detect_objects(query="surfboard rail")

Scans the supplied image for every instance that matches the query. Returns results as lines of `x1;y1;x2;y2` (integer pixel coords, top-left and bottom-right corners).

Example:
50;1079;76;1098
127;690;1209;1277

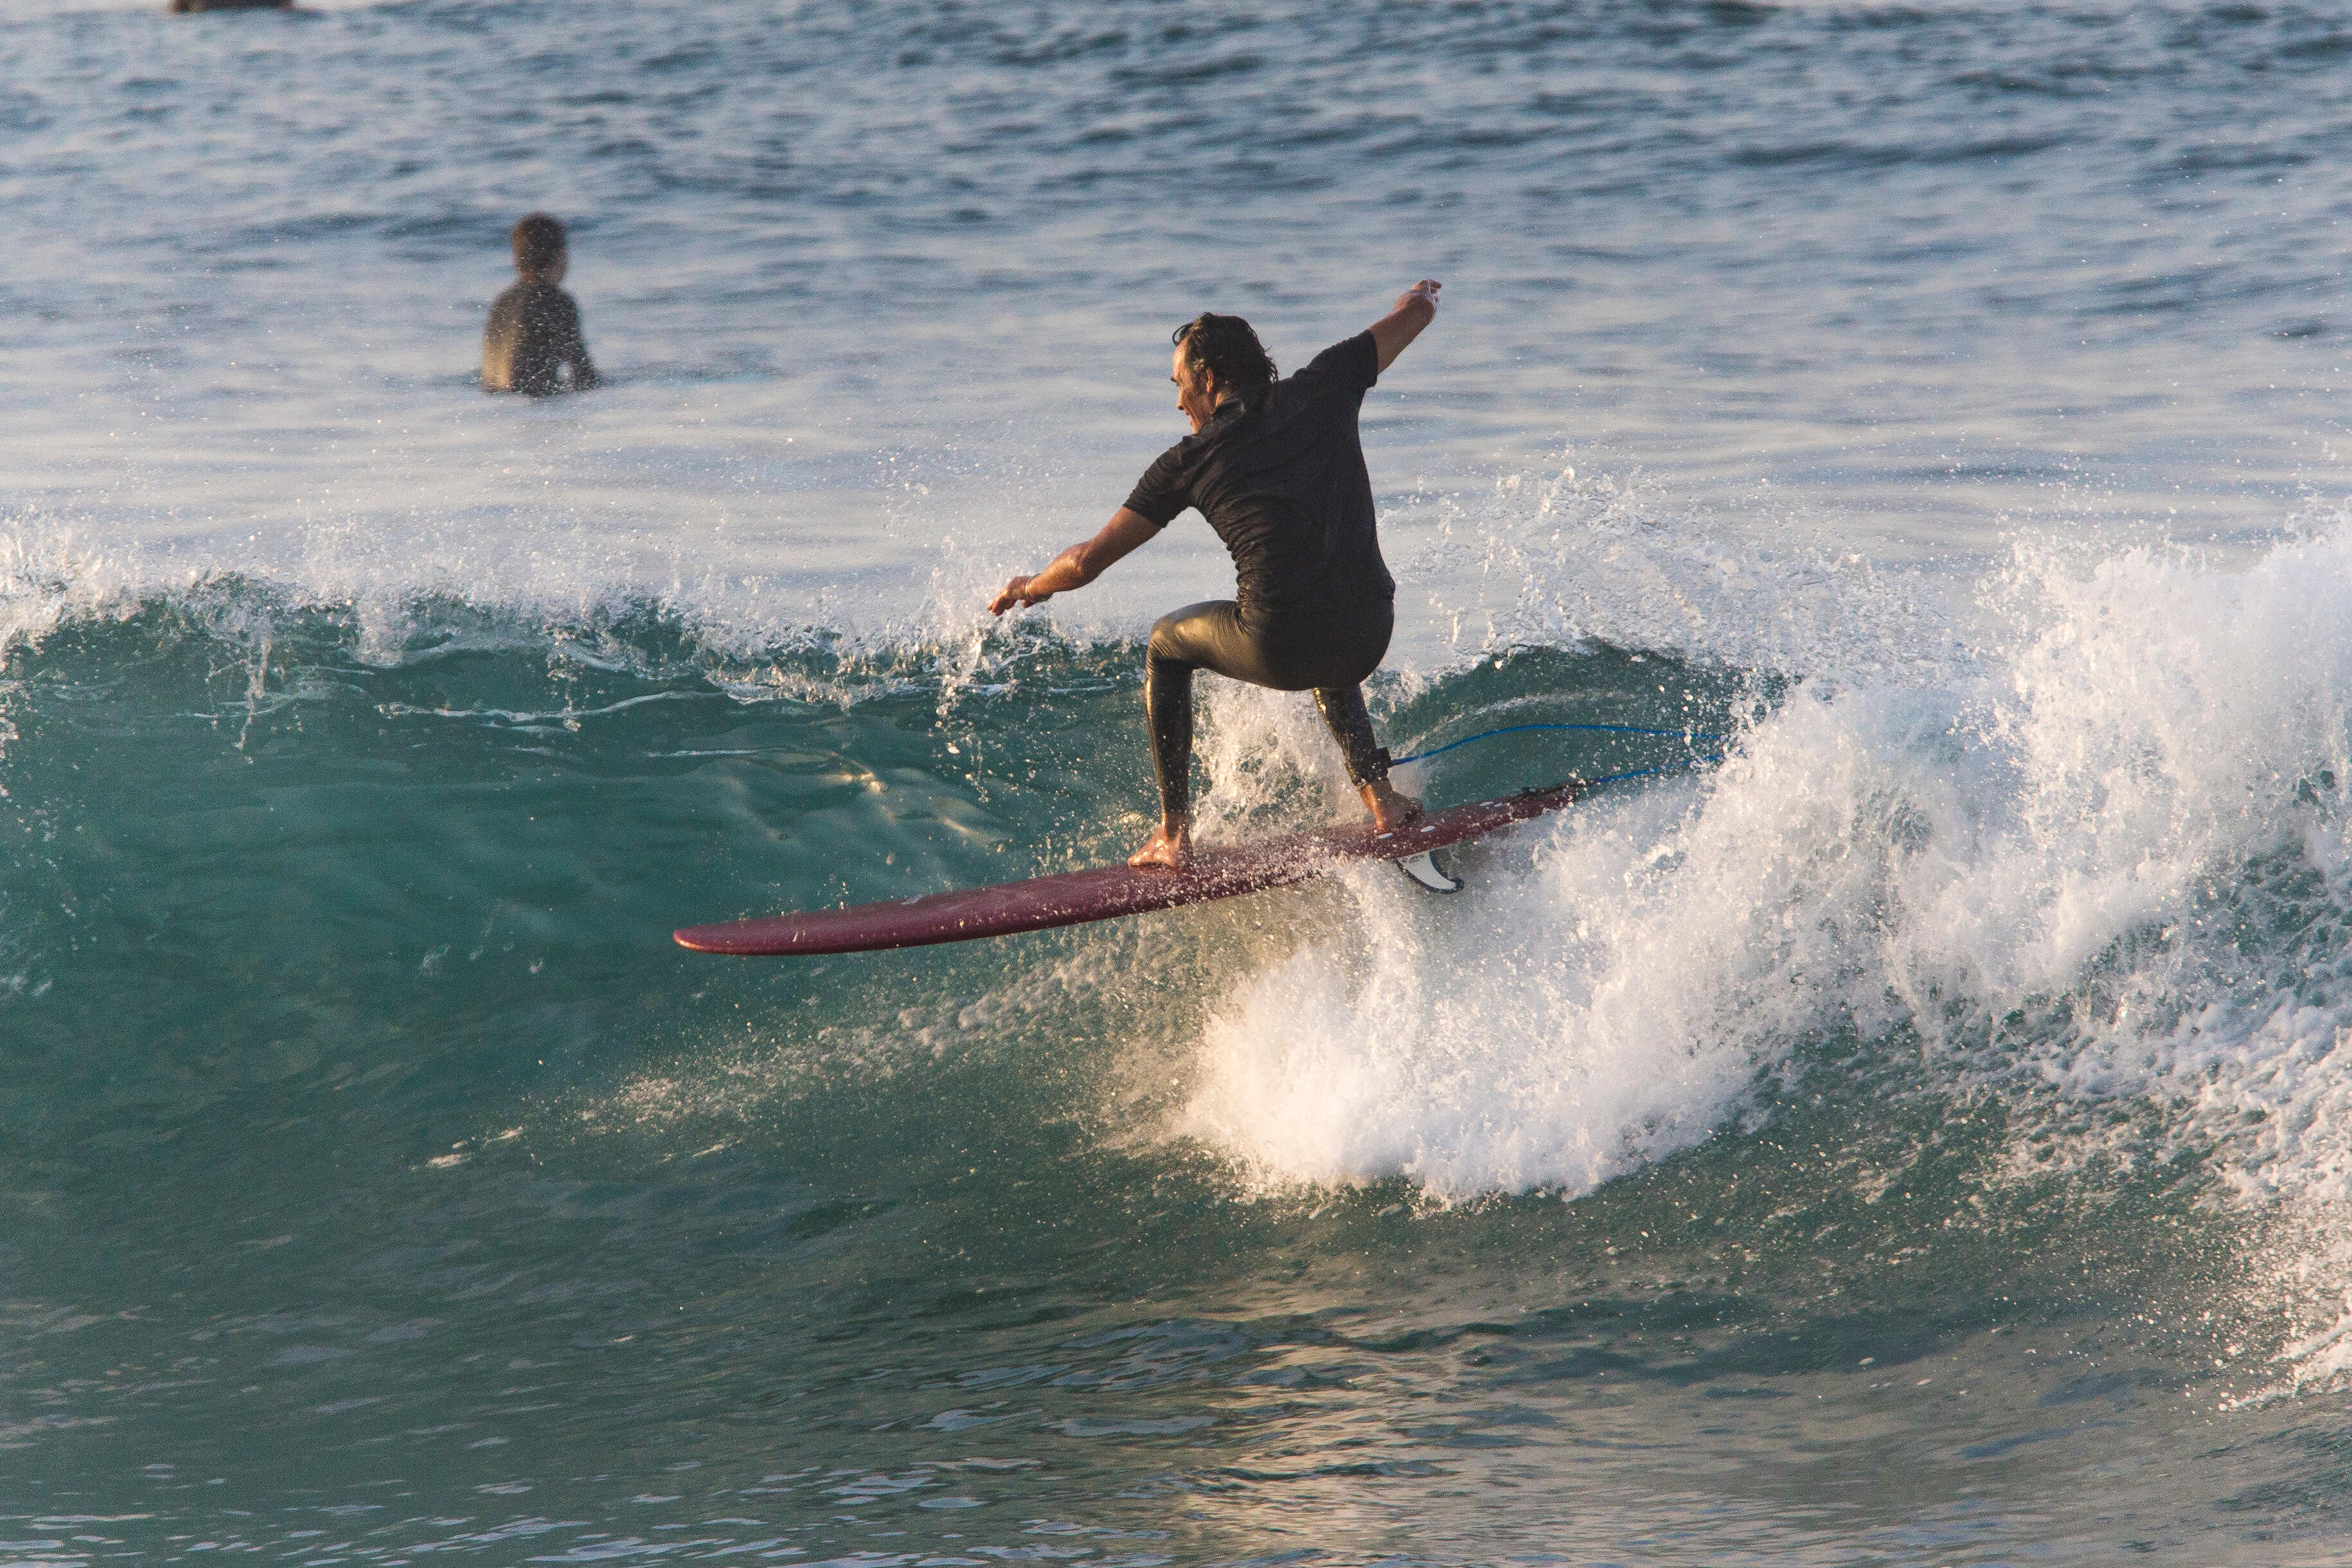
673;778;1585;957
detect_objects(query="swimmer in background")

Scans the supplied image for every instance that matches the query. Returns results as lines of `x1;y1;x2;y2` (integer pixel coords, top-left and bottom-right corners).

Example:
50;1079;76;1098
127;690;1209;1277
483;213;598;396
990;281;1441;869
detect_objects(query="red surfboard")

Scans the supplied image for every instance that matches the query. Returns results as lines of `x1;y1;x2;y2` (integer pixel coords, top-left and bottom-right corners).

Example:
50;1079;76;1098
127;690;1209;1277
674;778;1585;957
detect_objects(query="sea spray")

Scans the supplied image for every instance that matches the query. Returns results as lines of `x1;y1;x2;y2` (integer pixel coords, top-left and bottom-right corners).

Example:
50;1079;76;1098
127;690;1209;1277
1177;522;2352;1392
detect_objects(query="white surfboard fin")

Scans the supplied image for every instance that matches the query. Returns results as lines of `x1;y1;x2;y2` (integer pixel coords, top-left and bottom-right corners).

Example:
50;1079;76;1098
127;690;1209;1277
1394;850;1461;893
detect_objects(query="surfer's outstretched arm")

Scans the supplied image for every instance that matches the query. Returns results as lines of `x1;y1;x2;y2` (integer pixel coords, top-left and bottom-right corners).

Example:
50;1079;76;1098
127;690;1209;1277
1368;279;1441;374
989;507;1158;614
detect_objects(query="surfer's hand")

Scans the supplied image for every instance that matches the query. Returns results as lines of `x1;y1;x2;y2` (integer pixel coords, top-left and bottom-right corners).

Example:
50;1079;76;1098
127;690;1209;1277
1371;283;1442;373
990;576;1049;615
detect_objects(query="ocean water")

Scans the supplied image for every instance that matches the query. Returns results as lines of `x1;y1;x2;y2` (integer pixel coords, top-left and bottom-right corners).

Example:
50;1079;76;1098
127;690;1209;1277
5;1;2352;1563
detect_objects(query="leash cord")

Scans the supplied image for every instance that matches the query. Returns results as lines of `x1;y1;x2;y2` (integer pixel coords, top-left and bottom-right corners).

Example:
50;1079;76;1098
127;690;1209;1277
1581;756;1724;789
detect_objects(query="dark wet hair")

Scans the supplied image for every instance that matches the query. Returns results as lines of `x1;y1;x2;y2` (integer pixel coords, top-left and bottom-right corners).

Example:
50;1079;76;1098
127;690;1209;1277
511;213;568;274
1172;312;1276;391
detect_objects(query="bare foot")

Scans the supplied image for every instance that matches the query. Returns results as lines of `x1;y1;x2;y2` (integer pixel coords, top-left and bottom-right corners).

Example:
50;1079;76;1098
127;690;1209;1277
1128;819;1191;870
1360;779;1425;836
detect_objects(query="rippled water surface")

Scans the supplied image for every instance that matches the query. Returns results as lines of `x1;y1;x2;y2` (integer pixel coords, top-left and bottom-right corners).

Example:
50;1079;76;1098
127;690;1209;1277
5;3;2352;1564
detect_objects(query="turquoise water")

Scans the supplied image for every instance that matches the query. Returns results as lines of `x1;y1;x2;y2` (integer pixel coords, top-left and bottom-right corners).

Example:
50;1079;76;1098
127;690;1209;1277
6;576;2351;1562
8;1;2352;1563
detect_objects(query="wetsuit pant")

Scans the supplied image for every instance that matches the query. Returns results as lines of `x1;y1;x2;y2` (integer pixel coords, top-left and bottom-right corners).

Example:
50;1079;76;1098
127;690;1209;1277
1145;598;1393;824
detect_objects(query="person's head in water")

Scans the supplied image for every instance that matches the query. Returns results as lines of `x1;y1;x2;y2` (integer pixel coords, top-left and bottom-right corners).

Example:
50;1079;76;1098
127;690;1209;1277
511;213;569;285
1170;313;1276;432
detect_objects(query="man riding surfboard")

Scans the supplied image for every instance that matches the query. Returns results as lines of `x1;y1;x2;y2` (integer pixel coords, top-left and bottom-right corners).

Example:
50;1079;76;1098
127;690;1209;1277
990;280;1441;869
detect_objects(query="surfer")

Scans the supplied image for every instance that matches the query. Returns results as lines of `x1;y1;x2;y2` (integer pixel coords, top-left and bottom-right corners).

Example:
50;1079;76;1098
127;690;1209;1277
990;281;1441;869
483;214;600;396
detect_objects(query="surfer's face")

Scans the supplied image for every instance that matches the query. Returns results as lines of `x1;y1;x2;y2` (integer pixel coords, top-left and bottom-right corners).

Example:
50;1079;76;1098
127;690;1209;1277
1172;344;1221;433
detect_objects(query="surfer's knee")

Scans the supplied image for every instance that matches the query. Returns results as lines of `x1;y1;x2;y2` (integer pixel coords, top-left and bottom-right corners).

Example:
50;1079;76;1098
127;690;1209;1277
1146;607;1197;665
1148;600;1237;669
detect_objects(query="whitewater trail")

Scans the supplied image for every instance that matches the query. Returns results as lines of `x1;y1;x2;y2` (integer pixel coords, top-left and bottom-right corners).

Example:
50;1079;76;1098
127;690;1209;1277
1184;524;2352;1330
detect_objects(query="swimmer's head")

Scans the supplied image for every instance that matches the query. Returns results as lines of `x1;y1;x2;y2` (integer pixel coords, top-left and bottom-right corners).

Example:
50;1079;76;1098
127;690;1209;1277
511;213;569;282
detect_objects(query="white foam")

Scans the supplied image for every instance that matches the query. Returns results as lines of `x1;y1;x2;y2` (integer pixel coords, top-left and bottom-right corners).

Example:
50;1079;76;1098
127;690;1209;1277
1179;513;2352;1225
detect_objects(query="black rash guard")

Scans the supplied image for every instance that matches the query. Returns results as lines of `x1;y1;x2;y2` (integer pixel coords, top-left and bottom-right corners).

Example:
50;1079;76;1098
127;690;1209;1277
1122;331;1394;633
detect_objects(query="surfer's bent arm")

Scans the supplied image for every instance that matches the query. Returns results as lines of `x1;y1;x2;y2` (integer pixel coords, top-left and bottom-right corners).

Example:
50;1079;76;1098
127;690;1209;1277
1368;279;1442;374
989;508;1159;614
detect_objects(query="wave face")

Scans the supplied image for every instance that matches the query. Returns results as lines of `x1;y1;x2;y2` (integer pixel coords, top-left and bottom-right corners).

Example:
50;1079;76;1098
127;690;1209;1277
6;517;2352;1560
